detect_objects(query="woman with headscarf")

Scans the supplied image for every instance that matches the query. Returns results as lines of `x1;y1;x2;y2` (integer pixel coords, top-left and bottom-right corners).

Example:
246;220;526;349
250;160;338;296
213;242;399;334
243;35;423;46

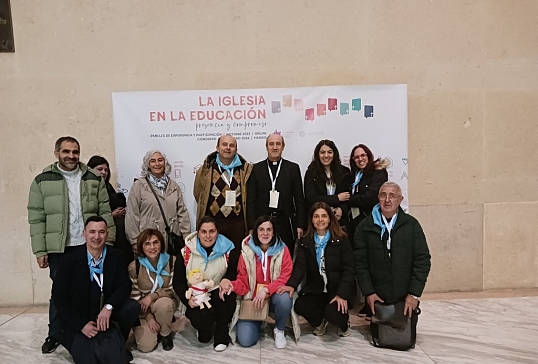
125;150;191;255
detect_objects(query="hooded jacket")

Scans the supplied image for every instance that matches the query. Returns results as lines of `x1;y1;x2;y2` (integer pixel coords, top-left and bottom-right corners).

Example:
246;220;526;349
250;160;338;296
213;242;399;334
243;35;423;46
27;162;115;257
193;151;253;227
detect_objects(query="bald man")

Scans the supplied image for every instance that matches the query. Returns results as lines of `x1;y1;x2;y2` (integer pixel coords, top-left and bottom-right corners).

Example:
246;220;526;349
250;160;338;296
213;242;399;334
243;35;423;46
246;133;305;255
194;134;253;248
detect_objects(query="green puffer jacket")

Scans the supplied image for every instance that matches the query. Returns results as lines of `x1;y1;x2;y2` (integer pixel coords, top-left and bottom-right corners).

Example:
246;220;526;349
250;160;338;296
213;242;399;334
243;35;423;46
27;162;116;257
354;207;431;303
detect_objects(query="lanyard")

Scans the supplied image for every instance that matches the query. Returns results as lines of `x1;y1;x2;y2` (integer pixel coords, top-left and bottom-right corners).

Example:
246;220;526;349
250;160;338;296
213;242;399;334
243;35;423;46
92;272;104;295
145;268;160;293
218;166;233;187
267;159;282;191
260;251;269;282
381;215;396;251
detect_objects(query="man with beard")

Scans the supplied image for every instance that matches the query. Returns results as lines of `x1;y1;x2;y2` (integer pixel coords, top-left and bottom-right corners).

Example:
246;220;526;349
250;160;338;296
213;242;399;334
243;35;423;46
27;136;115;354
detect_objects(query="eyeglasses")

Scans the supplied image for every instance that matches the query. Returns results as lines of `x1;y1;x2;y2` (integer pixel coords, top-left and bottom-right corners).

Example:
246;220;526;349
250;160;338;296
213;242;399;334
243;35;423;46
379;193;400;200
353;154;367;160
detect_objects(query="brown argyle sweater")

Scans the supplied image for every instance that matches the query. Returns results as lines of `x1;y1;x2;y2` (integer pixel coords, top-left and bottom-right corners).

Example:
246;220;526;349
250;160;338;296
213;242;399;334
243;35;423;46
205;163;243;220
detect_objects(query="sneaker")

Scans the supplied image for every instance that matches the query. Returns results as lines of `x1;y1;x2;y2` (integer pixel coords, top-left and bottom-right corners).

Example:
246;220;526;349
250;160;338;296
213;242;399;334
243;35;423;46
274;328;287;349
358;305;368;317
214;344;228;352
161;334;174;351
41;336;60;354
337;321;351;337
312;319;328;336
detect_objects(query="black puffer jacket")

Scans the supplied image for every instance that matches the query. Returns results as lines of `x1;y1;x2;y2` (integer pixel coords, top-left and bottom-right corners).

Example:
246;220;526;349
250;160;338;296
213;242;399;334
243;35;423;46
286;235;357;304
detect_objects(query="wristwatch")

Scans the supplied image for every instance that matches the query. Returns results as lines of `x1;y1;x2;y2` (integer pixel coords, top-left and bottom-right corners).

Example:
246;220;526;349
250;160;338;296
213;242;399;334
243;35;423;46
105;304;114;311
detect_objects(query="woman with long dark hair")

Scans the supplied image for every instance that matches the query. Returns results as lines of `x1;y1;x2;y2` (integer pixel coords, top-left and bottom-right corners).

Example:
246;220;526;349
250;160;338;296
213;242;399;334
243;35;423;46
346;144;389;239
304;140;351;227
278;202;356;337
88;155;133;262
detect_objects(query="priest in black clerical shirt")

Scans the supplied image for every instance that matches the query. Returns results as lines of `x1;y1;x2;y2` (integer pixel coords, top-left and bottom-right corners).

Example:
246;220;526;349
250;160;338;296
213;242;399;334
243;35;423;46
246;133;306;256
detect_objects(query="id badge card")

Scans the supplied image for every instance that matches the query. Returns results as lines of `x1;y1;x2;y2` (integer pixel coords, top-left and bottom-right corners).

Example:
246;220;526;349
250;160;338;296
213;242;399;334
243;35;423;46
269;190;280;208
351;207;361;219
225;190;236;206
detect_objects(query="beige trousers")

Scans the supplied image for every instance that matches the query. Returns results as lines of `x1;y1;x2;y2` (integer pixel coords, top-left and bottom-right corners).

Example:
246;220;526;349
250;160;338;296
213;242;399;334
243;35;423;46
134;297;178;352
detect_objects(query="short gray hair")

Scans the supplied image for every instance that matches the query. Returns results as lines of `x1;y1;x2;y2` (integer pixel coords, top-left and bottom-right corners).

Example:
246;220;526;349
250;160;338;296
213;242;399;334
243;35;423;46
380;181;402;195
140;150;172;177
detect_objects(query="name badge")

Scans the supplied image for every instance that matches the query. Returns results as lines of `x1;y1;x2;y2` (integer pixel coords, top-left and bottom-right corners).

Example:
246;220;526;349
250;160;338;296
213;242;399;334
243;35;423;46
269;190;280;208
351;207;361;219
225;190;236;207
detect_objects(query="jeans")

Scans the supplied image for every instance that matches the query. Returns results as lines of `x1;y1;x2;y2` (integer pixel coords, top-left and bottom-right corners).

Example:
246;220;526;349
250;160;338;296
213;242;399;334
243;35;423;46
236;293;293;347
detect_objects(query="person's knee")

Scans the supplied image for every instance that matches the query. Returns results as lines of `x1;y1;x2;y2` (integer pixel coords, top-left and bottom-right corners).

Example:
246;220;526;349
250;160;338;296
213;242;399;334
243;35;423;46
272;293;293;310
236;331;259;347
153;297;175;314
137;336;158;353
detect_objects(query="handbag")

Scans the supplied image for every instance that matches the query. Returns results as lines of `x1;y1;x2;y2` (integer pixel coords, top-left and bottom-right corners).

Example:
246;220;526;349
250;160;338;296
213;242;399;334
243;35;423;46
89;322;129;363
371;301;421;351
145;177;185;256
238;300;269;321
372;301;408;328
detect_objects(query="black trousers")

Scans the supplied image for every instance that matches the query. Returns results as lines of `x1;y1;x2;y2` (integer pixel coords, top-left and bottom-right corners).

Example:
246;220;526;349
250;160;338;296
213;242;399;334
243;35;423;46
273;215;296;257
185;290;236;347
294;293;349;331
66;299;140;364
215;218;246;250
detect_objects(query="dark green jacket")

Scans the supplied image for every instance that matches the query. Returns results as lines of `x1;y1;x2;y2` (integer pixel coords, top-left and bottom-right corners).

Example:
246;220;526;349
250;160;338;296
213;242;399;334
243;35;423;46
354;207;431;303
27;162;115;257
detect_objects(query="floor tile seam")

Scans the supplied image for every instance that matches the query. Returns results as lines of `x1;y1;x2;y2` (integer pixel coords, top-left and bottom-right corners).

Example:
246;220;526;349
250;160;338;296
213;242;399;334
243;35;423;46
416;344;439;364
0;307;31;327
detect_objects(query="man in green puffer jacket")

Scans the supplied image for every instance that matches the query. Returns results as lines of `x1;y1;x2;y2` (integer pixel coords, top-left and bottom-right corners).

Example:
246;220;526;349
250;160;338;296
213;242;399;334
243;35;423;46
27;136;115;355
354;181;431;320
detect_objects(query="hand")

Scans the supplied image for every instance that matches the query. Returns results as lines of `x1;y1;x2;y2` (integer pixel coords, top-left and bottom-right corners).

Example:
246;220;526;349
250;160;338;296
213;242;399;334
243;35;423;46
276;285;294;298
366;293;384;315
37;255;49;269
139;295;153;313
146;318;161;335
81;321;98;338
188;295;199;308
330;295;348;314
404;294;419;318
338;192;350;201
111;207;125;218
296;228;303;239
333;207;343;220
219;279;234;300
131;244;138;255
253;287;268;310
96;307;112;331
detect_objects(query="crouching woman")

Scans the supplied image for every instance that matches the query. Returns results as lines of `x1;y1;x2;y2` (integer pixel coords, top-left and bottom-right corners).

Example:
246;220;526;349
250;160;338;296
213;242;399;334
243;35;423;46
128;228;179;352
220;216;300;349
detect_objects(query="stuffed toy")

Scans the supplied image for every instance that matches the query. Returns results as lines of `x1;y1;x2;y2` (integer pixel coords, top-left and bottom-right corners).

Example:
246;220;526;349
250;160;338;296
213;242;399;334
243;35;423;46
185;268;215;309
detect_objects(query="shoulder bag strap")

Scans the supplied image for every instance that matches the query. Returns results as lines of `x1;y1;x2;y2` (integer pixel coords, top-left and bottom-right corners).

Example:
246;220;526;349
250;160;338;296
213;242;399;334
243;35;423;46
145;177;171;232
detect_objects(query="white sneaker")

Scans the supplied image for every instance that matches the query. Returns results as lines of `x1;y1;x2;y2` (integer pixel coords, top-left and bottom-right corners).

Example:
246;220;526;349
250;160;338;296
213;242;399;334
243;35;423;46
214;344;227;352
337;321;351;337
313;319;328;336
274;328;287;349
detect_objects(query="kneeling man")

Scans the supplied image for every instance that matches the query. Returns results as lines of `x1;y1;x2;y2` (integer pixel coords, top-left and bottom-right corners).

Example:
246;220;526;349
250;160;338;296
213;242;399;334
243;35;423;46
53;216;140;363
354;182;431;317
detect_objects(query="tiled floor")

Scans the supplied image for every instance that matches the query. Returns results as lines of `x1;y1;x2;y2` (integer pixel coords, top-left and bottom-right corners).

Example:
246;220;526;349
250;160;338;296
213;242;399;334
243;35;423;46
1;293;538;363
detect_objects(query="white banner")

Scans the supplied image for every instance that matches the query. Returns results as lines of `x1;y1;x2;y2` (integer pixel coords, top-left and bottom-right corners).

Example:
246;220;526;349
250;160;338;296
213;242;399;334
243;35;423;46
112;84;408;228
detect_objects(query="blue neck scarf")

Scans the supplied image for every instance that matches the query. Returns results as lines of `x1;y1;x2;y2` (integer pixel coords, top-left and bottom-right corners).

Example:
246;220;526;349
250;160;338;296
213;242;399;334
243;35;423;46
249;235;286;261
351;171;363;191
216;154;242;181
314;232;331;269
87;246;107;281
196;234;235;268
138;253;171;288
372;204;398;240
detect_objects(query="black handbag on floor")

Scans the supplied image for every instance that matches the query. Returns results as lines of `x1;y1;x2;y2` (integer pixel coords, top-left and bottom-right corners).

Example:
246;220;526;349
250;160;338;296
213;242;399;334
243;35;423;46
145;177;185;256
371;301;420;351
89;322;129;364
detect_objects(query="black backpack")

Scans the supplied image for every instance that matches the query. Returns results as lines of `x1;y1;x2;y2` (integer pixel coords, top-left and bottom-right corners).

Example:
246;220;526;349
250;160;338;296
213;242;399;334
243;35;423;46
371;307;420;351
